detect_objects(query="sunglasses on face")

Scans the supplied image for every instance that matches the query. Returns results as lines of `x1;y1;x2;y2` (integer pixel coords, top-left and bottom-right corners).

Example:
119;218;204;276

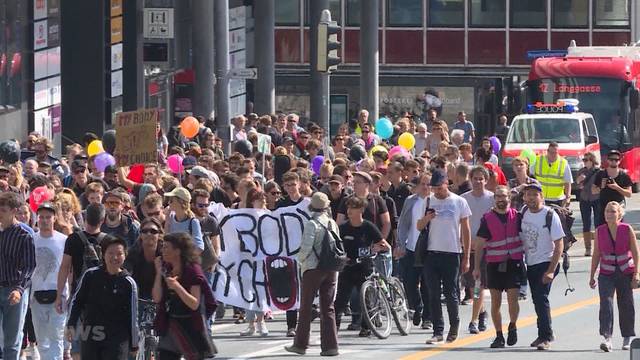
196;203;209;208
141;228;160;235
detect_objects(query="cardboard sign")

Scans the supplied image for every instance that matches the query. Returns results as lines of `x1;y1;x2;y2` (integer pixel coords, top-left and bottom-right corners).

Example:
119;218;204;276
208;199;311;311
115;109;158;166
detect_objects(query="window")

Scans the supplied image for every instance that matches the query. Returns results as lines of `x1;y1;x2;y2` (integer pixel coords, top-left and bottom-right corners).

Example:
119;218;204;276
346;0;383;26
428;0;464;27
0;1;27;113
510;0;546;28
276;0;300;26
305;0;341;26
594;0;630;27
553;0;588;27
388;0;423;27
470;0;505;27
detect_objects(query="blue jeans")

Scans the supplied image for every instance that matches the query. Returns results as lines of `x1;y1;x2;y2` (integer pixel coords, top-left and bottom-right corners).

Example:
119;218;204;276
30;298;65;360
579;200;598;232
527;262;558;341
423;252;460;336
0;287;30;360
399;251;430;321
204;270;215;334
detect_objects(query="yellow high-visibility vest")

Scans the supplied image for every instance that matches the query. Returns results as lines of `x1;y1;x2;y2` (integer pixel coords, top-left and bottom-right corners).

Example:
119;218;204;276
534;155;567;200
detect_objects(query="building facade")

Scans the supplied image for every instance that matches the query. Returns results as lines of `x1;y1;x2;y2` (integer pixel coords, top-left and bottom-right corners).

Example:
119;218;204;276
274;0;636;136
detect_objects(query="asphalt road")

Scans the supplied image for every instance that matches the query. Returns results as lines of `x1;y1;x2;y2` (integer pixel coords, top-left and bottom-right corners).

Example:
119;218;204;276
209;195;640;360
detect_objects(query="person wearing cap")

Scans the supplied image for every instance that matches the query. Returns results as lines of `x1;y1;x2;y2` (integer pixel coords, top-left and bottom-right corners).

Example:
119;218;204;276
531;142;573;207
31;202;68;359
519;182;564;350
592;149;632;228
0;192;36;360
396;172;433;330
285;192;340;356
68;160;89;199
164;187;204;253
423;169;471;345
101;190;140;248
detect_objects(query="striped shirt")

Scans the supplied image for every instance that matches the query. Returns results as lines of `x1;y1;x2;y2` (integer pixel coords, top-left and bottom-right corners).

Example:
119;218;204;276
0;223;36;294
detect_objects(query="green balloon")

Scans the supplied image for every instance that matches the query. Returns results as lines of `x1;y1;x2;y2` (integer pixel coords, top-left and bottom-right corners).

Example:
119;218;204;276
520;148;536;165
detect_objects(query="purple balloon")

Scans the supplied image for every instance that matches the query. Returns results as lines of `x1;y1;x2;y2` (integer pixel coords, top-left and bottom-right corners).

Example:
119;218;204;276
94;152;116;172
311;155;325;176
489;136;501;155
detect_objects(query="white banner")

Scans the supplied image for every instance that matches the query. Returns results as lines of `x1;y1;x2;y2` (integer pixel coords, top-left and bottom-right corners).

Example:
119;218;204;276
209;199;312;312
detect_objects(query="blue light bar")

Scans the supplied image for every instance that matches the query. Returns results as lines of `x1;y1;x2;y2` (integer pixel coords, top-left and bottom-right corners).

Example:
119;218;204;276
527;49;569;60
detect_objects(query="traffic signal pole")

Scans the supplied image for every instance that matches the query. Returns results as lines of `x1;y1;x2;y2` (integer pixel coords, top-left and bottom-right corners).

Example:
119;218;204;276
254;0;276;115
214;0;231;154
309;0;329;133
360;0;379;121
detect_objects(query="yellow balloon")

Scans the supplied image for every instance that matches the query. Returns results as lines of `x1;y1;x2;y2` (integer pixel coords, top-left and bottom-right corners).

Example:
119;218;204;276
398;132;416;150
369;145;388;157
87;140;105;157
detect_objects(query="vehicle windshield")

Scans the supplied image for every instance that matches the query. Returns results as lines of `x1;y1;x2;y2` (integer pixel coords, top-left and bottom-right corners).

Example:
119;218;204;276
526;77;630;153
508;117;581;144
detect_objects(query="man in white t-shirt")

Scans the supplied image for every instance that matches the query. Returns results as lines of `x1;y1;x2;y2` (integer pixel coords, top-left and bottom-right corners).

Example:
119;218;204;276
519;183;564;351
422;170;471;345
31;202;68;360
461;166;494;334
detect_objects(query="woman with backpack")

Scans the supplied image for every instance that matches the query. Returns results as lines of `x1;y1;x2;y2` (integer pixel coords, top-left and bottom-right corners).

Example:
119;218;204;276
285;192;341;356
164;187;204;253
576;152;600;256
152;232;217;360
589;201;639;352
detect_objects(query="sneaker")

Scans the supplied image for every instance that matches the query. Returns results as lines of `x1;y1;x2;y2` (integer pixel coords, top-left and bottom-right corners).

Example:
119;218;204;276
490;336;506;348
460;298;470;306
347;323;361;331
507;324;518;346
257;321;269;337
320;349;339;356
623;337;631;350
265;310;273;320
446;325;459;343
468;322;479;334
358;328;371;337
518;293;527;301
478;311;488;332
235;313;246;324
600;337;612;352
284;345;306;355
536;340;551;350
287;328;296;337
426;335;444;344
240;325;255;336
412;311;422;326
421;320;433;330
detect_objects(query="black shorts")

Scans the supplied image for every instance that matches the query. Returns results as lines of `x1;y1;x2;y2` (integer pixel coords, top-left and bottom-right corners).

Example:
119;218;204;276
463;252;487;289
486;259;526;291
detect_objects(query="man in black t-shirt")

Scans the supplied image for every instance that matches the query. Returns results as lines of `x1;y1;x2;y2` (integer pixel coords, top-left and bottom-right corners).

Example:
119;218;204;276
386;162;412;213
336;172;391;240
276;172;305;209
335;197;391;337
592;150;632;227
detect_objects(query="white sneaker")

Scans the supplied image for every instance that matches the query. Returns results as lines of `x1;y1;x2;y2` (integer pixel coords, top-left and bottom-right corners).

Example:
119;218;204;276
257;321;269;337
623;337;632;350
600;337;612;352
240;324;256;336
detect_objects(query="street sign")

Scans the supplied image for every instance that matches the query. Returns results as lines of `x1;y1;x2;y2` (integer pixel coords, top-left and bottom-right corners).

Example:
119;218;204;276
229;67;258;79
144;8;174;39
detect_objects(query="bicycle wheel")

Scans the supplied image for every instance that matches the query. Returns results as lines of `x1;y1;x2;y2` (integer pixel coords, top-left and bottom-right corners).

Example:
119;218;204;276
387;276;411;335
360;279;393;339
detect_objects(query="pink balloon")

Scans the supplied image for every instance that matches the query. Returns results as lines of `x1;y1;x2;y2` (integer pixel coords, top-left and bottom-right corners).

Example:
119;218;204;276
388;146;411;160
167;154;184;174
29;186;53;213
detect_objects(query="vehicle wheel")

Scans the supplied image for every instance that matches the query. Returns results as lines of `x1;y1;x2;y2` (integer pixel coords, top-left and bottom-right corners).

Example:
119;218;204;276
387;277;411;335
360;279;392;339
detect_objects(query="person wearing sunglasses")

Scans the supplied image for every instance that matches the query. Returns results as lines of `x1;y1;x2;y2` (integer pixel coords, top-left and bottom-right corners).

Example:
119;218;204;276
264;181;282;211
592;150;632;228
576;152;600;256
124;217;164;300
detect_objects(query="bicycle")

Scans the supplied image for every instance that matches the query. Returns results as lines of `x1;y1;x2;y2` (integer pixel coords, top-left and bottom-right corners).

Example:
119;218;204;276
357;251;411;339
137;298;158;360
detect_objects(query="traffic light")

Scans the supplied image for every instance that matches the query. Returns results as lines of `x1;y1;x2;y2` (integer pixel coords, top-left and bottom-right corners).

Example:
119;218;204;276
317;10;341;73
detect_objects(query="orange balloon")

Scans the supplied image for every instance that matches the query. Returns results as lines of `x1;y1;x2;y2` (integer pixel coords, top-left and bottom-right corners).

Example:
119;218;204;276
180;116;199;138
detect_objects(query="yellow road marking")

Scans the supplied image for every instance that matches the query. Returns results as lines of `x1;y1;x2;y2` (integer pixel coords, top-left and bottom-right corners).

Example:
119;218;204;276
398;296;600;360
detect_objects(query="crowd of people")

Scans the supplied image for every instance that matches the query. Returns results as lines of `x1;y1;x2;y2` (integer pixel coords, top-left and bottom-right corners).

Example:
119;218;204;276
0;107;636;360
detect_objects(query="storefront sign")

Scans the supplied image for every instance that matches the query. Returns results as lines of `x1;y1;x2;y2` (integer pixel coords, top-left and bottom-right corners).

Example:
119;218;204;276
111;16;123;44
34;20;48;50
111;43;123;71
110;0;123;17
114;109;158;166
34;0;47;20
47;17;60;47
111;70;123;97
47;0;60;17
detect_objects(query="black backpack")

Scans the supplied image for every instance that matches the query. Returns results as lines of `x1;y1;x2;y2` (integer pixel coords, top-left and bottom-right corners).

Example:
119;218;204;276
77;231;107;275
522;204;577;252
312;221;348;272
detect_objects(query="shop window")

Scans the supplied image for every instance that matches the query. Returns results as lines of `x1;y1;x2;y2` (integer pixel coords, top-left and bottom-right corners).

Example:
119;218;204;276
388;0;423;27
0;1;27;113
346;0;383;26
553;0;588;27
305;0;341;26
469;0;506;27
428;0;464;27
594;0;629;27
276;0;300;26
510;0;546;28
